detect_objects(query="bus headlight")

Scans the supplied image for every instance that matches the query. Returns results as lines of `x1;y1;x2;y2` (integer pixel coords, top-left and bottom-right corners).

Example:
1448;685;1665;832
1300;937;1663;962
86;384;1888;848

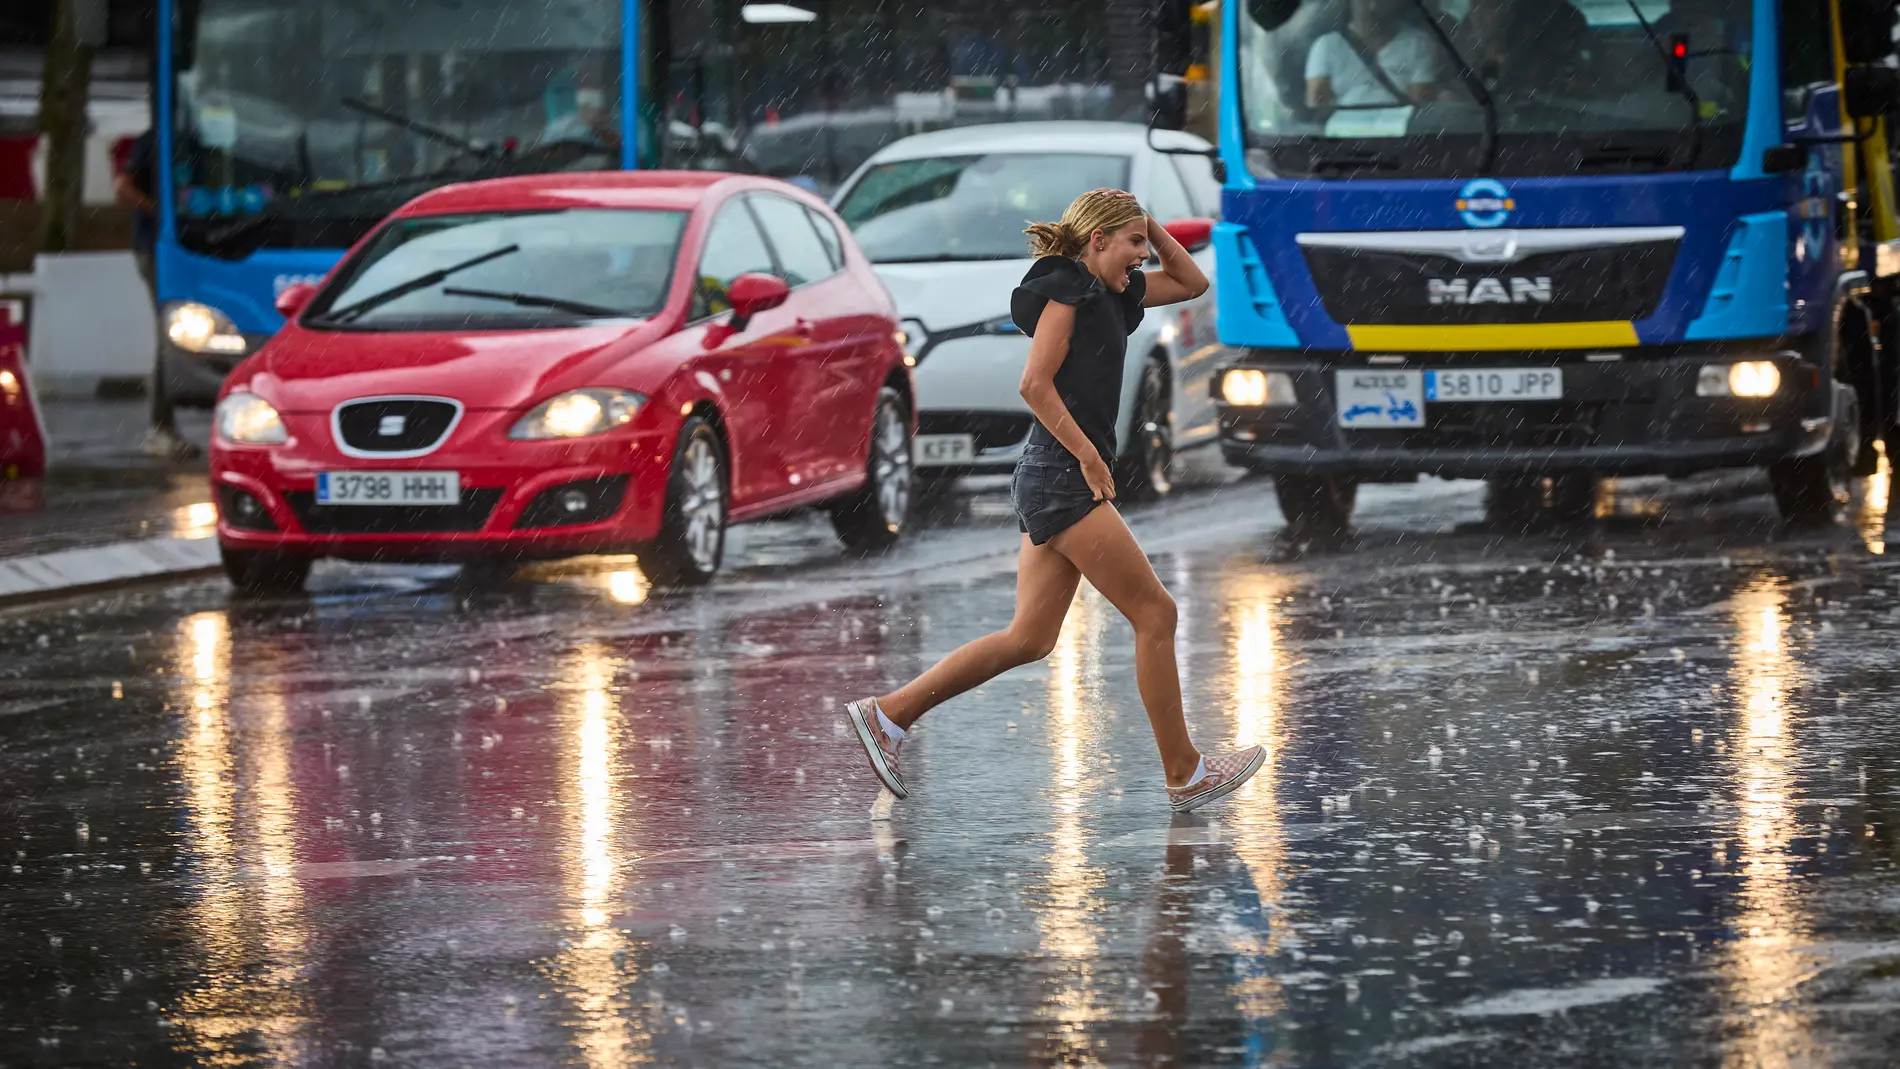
1222;368;1296;407
1698;361;1780;398
215;392;287;444
164;302;248;355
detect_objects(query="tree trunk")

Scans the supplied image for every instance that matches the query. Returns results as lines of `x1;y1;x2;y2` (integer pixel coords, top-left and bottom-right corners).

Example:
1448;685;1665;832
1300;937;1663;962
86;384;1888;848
37;0;96;255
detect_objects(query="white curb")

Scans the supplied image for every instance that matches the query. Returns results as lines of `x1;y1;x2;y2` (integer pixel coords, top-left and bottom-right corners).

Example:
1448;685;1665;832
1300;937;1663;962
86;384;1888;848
0;536;221;603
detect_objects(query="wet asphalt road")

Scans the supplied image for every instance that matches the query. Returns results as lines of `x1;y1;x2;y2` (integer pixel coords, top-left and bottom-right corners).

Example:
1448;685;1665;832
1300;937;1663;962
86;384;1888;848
4;457;1900;1067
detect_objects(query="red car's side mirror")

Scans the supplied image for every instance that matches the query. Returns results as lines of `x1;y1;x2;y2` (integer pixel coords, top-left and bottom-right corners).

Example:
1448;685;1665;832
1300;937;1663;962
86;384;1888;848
275;282;320;320
1162;217;1215;253
727;273;790;329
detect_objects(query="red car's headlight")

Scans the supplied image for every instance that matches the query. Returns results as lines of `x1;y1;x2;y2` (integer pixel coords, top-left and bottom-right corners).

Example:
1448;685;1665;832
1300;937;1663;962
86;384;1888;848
509;389;646;440
215;392;288;444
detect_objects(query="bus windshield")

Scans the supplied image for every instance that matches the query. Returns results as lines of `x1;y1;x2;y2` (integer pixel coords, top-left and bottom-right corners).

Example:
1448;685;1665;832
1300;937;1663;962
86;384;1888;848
1237;0;1753;177
170;0;622;253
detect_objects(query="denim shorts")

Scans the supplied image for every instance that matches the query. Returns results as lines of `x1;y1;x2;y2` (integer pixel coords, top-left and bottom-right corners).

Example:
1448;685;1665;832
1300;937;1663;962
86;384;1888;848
1011;443;1110;546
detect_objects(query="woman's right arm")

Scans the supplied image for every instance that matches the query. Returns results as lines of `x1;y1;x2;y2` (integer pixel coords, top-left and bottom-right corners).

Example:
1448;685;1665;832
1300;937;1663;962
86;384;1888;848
1019;300;1116;501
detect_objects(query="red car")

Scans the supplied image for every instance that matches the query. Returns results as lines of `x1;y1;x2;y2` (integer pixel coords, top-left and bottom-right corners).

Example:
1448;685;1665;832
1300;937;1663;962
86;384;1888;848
210;172;915;592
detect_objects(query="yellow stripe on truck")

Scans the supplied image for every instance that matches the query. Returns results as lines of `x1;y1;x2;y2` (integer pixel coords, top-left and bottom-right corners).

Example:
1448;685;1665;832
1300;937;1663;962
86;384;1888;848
1346;322;1642;352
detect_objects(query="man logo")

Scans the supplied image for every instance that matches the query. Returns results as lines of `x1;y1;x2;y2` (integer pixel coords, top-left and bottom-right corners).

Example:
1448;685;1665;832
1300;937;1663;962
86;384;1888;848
1429;277;1553;305
1456;178;1516;229
378;414;407;436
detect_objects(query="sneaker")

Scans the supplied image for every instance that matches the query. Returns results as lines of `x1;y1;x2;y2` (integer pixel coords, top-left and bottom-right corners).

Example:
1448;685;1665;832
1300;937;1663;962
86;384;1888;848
1167;746;1267;813
140;427;202;460
845;698;907;799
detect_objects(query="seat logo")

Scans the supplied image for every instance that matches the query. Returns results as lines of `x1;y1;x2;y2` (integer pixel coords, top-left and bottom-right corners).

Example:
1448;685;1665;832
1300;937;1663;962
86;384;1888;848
378;415;407;436
1428;277;1553;305
1456;178;1516;229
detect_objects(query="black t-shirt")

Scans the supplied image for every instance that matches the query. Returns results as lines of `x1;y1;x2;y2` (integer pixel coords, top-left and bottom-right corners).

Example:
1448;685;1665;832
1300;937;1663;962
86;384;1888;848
1010;256;1146;463
123;130;157;254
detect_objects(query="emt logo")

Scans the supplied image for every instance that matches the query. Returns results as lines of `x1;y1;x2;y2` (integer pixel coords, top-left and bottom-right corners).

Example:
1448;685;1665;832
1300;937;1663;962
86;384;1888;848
1457;179;1516;229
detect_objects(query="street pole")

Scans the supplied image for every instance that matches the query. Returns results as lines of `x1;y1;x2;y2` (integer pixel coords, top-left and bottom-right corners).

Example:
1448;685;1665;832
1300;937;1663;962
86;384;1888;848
35;0;108;255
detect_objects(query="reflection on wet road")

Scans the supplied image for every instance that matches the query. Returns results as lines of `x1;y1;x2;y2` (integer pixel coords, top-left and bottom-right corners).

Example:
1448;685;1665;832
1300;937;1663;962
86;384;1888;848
2;470;1899;1066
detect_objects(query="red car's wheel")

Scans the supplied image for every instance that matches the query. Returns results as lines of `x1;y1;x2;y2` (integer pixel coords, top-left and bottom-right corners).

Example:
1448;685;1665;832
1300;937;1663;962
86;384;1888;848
643;414;727;588
831;387;912;553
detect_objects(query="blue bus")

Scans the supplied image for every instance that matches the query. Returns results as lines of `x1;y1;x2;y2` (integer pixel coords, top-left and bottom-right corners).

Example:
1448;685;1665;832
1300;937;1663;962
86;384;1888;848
1186;0;1900;527
151;0;1154;406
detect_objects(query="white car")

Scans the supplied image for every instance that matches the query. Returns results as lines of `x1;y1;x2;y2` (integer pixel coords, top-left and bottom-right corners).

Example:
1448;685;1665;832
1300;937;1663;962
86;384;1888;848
831;122;1231;499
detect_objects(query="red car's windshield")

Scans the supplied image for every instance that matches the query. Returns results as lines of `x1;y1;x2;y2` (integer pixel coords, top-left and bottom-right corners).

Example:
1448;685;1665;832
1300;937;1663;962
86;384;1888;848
305;208;687;331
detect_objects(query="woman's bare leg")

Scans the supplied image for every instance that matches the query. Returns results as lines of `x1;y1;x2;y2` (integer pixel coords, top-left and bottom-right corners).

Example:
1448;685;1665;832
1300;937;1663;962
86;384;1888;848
1048;505;1200;784
876;535;1082;729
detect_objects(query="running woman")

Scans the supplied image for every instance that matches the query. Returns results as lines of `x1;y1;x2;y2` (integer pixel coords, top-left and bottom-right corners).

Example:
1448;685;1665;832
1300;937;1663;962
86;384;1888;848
847;188;1266;813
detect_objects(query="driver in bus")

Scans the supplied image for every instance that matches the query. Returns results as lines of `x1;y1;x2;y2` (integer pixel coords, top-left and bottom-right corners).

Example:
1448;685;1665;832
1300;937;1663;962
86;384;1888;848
541;65;620;154
1305;0;1443;120
1449;0;1589;94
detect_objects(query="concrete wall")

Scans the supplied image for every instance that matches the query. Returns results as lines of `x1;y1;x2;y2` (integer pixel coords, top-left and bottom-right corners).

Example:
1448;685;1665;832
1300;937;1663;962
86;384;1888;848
1;250;154;398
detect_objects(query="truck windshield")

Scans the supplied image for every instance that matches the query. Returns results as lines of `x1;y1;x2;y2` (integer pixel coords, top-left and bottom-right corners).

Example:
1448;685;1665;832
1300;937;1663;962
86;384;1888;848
170;0;622;253
1238;0;1753;177
303;209;684;332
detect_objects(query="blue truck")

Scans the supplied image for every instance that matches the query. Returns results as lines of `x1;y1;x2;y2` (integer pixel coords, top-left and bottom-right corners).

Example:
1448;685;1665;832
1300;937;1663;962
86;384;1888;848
1168;0;1900;529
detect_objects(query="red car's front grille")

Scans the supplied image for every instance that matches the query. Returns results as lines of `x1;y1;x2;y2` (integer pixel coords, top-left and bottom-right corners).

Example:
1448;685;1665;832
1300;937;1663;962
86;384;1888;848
284;490;503;535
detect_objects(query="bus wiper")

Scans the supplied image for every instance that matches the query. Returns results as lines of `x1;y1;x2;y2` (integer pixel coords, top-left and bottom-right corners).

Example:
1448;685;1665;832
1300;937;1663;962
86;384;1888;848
1308;148;1403;175
315;245;521;325
1406;0;1499;172
340;97;501;161
1622;0;1702;168
872;254;1022;264
440;287;631;319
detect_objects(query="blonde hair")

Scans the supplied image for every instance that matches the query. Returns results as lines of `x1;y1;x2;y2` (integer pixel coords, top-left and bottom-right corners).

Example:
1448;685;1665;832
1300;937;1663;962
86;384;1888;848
1023;188;1146;258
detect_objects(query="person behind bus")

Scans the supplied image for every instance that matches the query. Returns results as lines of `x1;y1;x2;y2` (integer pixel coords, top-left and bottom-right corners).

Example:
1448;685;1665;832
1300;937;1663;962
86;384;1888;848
114;129;200;460
1305;0;1443;121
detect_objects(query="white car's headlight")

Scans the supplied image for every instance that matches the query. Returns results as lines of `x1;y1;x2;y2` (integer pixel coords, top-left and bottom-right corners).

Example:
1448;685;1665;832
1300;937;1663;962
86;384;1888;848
897;319;928;361
215;393;287;444
509;389;645;440
164;301;248;355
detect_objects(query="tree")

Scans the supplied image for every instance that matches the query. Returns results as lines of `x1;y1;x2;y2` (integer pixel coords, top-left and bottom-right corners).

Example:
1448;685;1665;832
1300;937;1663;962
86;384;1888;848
35;0;106;254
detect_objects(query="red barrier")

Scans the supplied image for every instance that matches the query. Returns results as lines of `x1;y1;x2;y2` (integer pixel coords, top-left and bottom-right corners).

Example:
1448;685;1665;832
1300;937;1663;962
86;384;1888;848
0;300;47;481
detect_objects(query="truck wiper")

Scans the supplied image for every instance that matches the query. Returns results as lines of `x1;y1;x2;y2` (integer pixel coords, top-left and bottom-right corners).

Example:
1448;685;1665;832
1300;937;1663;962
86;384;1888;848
314;245;521;325
440;287;631;319
1622;0;1702;169
1407;0;1499;172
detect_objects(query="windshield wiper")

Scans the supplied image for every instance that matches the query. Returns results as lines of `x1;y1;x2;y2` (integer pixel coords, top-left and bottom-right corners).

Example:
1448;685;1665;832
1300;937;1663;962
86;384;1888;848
1622;0;1702;168
872;254;1022;264
341;97;501;161
314;245;521;325
440;287;631;320
1406;0;1499;172
1307;147;1404;175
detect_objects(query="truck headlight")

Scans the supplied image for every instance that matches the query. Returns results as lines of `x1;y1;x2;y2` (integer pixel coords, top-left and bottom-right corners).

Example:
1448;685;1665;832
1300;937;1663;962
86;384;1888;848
1698;361;1780;398
164;301;248;355
509;389;644;440
215;392;287;444
1222;369;1297;407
